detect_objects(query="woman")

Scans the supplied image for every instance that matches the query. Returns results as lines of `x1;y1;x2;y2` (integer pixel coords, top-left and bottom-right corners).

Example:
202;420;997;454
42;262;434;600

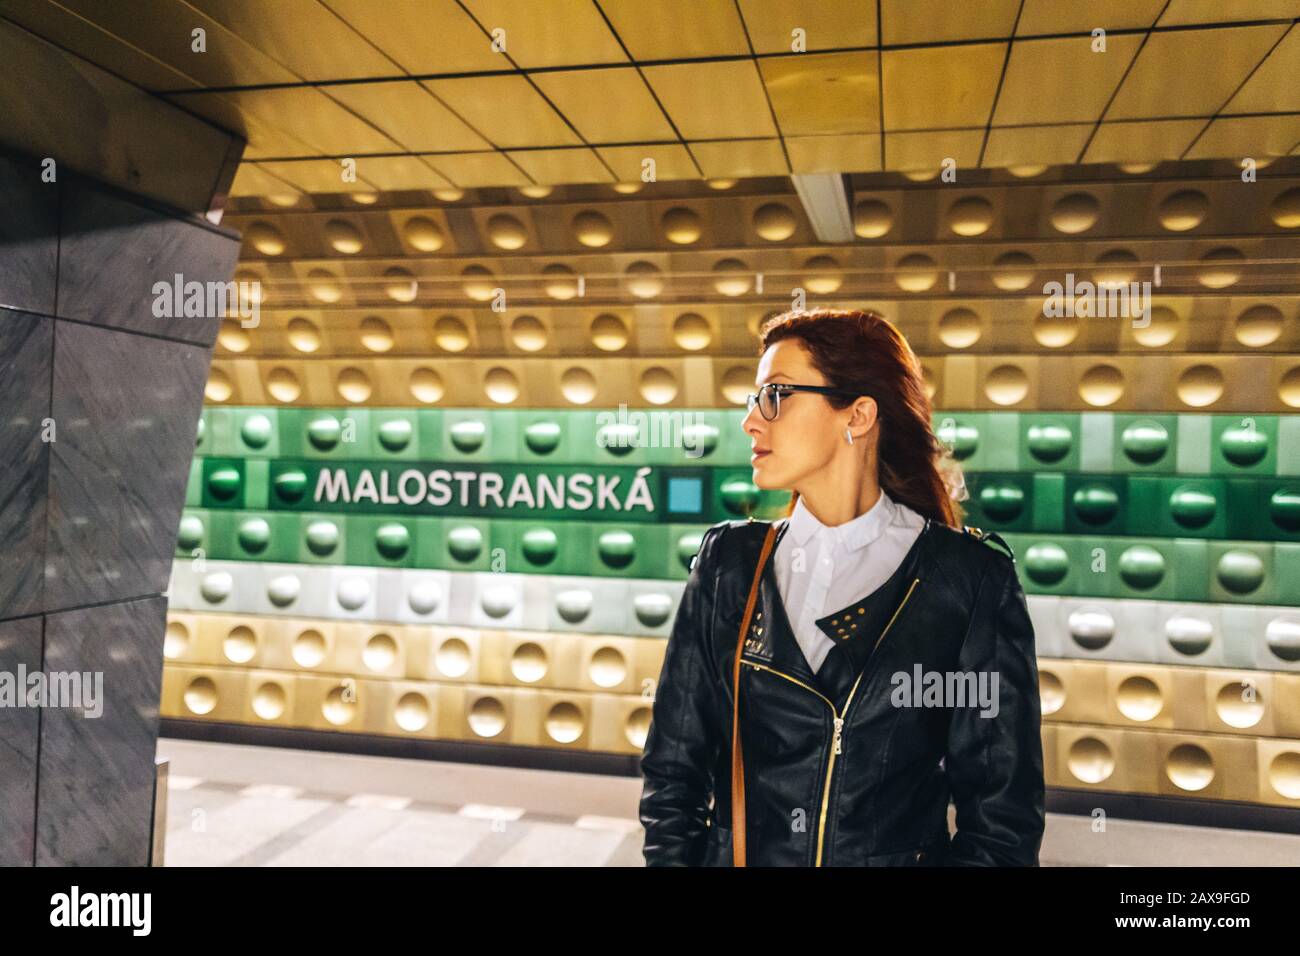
639;309;1045;866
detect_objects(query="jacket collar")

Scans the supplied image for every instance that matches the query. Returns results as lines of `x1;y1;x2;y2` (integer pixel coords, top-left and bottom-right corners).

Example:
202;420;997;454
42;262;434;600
787;490;898;552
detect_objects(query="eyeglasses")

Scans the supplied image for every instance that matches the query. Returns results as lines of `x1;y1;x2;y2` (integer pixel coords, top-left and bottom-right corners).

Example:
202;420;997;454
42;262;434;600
745;383;866;421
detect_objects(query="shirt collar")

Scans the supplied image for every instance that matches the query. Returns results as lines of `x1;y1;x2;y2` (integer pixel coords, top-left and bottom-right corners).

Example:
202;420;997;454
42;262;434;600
788;490;897;552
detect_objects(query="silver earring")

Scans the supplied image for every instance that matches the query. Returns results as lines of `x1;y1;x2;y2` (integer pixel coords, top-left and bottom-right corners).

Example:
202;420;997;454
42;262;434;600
845;427;854;445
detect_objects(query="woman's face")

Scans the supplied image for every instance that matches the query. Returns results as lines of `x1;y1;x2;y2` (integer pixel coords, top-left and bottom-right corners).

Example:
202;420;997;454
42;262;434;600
744;339;853;491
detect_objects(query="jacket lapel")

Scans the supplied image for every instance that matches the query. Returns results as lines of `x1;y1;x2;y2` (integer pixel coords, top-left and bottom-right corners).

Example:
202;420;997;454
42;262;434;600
739;519;820;687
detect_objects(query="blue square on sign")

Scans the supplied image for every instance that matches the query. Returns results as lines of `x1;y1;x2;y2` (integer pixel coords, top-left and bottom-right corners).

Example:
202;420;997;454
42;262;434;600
667;477;702;514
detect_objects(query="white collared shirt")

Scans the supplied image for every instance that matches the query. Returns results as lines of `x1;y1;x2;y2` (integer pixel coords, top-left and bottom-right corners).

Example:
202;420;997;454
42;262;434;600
773;490;926;675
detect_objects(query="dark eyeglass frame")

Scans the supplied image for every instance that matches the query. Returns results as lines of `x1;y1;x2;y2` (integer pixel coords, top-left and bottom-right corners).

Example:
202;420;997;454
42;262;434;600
745;382;867;421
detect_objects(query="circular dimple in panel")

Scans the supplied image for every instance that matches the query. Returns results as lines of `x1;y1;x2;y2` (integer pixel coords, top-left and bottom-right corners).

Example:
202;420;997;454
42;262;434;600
207;466;240;502
1215;680;1264;728
1033;311;1079;348
713;258;752;296
1197;247;1244;288
1166;743;1214;791
1093;248;1139;285
410;367;444;403
853;199;893;238
720;365;754;405
484;366;520;403
434;188;465;201
205;368;233;402
610;181;642;195
1118;162;1157;174
480;582;520;619
432;314;470;352
947;195;993;236
164;620;190;659
560;367;597;404
1157;189;1208;231
1233;304;1283;347
307;268;341;304
992;251;1035;291
407;579;442;615
487;213;527;250
545;702;584;743
246;221;286;255
336;576;371;610
573;210;612;247
984;364;1029;406
719;478;760;517
1079;363;1125;407
1270;187;1300;227
1071;483;1119;525
802;255;842;293
1166;614;1213;656
511;314;547;351
241;414;272;449
1025;543;1069;586
436;636;472;677
523;421;562;454
307;414;341;451
324;219;363;254
235;269;265;304
266;573;300;607
447;525;483;561
395;692;430;732
1049;192;1099;234
359;316;394;352
1267;752;1300;799
1132;305;1180;347
404;215;444;252
266;367;301;403
1176;364;1224;407
518;185;551;199
597;530;636;569
252;682;287;720
337;367;372;403
542;264;579;300
707;178;736;190
662;207;701;244
287;317;321;353
1117;675;1163;721
377;419;412;452
350;192;378;205
1216;549;1264;594
590;313;629;351
936;419;978;460
1219;423;1269;466
183;676;218;715
1168;485;1217;529
1039;671;1064;715
468;696;506;737
1067;606;1114;651
555;589;593;624
200;572;233;604
293;629;327;668
177;515;204;552
624;261;664;298
196;417;205;446
1119;545;1165;590
979;483;1024;522
1265;616;1300;663
1122;419;1170;465
590;645;627;688
237;517;270;554
634;592;673;628
218;318;250;352
521;528;558;566
384;267;418;303
462;265;497;301
1026;423;1072;463
672;312;711;350
1008;164;1047;177
681;422;719;458
1272;489;1300;531
364;632;398;672
938;307;981;348
753;202;796;241
895;253;937;292
626;706;652;748
640;366;678;405
511;642;547;683
375;523;410;560
1067;737;1114;784
450;420;486;452
322;685;356;726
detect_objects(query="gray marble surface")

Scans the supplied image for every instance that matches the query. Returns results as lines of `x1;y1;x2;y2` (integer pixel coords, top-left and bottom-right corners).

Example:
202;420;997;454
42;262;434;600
0;310;51;620
0;615;41;865
58;177;238;346
36;595;166;865
0;153;58;315
44;320;212;611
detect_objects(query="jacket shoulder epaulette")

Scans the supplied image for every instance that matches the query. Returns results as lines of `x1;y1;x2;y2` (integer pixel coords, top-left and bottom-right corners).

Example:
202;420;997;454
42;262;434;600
963;525;1015;562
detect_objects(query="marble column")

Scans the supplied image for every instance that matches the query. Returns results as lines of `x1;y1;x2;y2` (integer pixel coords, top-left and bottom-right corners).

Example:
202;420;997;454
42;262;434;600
0;19;244;865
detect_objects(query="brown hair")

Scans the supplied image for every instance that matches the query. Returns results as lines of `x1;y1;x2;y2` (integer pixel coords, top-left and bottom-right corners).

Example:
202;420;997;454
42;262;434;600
758;308;966;529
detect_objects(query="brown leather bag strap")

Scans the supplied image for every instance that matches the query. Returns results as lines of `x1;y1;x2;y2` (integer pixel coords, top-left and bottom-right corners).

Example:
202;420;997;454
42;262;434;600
731;522;778;867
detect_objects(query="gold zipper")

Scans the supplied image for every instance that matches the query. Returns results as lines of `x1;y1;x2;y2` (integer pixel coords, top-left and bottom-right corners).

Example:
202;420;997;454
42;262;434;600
740;576;922;866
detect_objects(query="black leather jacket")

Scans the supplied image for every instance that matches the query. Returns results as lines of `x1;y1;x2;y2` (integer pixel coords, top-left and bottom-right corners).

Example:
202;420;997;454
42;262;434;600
639;515;1045;866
